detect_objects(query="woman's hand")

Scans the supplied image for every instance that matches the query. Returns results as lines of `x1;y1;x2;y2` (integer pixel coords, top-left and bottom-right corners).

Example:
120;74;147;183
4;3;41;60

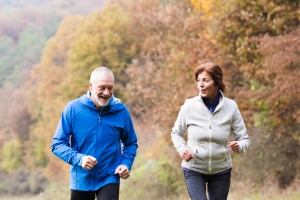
182;149;195;162
227;141;240;153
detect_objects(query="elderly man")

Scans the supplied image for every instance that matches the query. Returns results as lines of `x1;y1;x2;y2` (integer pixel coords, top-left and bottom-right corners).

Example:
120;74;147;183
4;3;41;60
51;66;138;200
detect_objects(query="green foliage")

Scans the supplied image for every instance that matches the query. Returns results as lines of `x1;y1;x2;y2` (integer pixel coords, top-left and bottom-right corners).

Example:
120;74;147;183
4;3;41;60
63;2;138;100
27;15;84;178
0;17;59;87
43;180;69;200
210;0;300;57
0;139;23;174
0;168;48;195
250;80;260;91
120;155;186;199
0;39;13;86
32;140;49;168
0;180;8;194
0;35;14;55
253;111;269;128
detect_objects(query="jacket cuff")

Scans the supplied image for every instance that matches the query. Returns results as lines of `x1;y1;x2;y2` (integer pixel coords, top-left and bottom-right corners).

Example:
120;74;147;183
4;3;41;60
75;154;85;167
121;162;131;171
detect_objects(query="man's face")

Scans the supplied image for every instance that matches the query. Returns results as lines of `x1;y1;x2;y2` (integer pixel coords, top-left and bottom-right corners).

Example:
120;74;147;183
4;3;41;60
89;73;114;108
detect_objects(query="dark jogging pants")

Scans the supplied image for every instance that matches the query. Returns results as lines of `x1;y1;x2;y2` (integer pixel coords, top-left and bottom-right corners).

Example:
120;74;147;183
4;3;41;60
183;170;231;200
70;183;119;200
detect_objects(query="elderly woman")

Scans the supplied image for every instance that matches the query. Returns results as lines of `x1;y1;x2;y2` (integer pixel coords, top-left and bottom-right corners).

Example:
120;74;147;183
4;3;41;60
171;62;250;200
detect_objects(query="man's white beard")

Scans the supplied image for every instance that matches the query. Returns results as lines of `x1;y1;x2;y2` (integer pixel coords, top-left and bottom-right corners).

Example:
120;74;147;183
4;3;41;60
92;92;111;107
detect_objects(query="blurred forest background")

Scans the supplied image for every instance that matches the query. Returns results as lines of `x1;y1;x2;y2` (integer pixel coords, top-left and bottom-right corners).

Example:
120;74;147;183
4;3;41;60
0;0;299;199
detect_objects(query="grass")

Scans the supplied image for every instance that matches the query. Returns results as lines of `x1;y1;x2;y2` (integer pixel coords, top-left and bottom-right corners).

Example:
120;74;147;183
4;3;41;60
228;179;300;200
1;192;300;200
228;192;300;200
0;192;299;200
1;180;299;200
0;195;45;200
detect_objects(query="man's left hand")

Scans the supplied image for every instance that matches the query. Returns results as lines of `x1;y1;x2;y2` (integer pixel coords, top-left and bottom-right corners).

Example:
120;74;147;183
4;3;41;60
114;165;130;179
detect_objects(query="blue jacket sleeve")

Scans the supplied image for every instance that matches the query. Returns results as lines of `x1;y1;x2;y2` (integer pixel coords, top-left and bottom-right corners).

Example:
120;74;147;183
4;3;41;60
51;104;85;166
120;108;138;171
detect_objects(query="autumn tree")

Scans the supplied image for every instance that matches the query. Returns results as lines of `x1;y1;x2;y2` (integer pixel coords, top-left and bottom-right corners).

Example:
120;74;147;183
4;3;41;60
245;29;300;189
191;0;300;188
191;0;300;95
14;0;300;197
126;0;218;132
28;16;84;179
28;0;142;179
61;1;138;101
0;0;117;196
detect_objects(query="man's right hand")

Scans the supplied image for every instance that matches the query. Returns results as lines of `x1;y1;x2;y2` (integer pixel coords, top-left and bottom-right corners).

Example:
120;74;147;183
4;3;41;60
81;156;98;170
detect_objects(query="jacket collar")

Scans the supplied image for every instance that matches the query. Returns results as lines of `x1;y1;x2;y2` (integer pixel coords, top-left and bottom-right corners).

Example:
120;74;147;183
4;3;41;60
197;90;224;113
79;91;124;112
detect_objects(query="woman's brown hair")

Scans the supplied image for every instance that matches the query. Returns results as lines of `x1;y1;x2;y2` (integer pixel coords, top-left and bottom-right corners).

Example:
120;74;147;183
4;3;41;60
194;62;226;93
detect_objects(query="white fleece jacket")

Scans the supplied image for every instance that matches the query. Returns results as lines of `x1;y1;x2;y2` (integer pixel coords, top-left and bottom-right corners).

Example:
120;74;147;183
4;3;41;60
171;92;250;175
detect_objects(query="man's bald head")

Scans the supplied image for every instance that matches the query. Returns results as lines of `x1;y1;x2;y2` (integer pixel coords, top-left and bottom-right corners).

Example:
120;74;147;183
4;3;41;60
89;66;115;108
90;66;114;83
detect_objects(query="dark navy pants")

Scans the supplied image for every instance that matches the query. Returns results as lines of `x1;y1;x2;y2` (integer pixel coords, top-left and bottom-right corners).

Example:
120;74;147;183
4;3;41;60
70;183;119;200
183;170;231;200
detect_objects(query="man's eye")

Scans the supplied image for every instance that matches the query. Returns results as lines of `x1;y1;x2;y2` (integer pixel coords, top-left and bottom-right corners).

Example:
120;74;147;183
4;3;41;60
99;87;113;90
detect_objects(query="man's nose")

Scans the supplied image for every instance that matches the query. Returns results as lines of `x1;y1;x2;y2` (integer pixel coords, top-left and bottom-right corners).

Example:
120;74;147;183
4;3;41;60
103;88;110;95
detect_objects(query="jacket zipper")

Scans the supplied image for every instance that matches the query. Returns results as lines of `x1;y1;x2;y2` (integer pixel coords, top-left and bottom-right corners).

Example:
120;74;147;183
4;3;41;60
199;94;224;174
205;102;213;174
200;99;214;174
208;115;212;174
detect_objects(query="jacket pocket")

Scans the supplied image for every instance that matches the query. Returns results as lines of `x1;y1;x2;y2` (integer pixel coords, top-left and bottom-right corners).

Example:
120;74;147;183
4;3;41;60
105;145;121;175
192;144;208;165
219;144;231;166
223;146;227;161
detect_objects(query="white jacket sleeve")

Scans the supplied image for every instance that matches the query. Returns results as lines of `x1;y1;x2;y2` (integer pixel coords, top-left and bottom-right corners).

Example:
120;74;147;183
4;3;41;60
232;104;250;153
171;102;189;157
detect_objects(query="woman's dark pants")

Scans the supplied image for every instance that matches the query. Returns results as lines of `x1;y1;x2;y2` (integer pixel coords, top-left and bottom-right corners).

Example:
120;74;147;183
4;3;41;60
183;170;231;200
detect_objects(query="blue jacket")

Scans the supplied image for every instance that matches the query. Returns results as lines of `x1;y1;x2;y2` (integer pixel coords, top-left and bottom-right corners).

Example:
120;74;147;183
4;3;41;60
51;92;138;191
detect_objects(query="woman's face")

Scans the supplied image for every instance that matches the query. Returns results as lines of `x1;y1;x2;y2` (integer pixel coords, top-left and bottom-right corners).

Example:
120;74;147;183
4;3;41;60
197;71;219;99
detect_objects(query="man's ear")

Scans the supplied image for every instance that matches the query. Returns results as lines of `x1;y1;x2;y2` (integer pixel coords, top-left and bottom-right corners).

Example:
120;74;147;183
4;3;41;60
89;82;92;91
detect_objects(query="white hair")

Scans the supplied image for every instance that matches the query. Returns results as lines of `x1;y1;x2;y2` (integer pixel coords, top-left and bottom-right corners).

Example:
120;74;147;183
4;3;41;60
90;66;114;82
